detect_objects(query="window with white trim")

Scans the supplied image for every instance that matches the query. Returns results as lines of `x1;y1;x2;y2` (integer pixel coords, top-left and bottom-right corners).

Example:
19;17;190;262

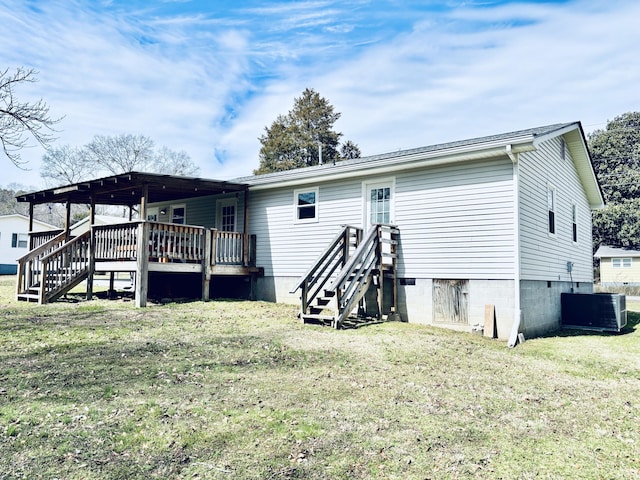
170;204;186;224
571;203;577;242
612;258;632;268
294;187;318;223
547;185;556;235
11;233;28;248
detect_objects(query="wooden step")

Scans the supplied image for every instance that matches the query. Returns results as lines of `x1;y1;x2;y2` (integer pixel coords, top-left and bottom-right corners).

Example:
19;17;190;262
17;293;40;302
309;306;326;315
315;297;331;306
302;313;335;324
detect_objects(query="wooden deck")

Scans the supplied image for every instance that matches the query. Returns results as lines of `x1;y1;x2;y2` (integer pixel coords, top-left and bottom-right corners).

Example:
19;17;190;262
17;221;260;306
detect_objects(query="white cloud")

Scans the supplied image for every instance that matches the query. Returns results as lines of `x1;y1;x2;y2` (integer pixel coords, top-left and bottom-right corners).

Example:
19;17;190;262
2;0;640;189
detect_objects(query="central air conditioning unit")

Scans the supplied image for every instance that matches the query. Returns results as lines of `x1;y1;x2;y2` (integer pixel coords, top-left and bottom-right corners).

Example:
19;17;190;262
561;293;627;332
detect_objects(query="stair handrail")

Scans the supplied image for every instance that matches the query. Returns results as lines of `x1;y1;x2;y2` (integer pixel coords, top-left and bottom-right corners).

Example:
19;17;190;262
329;224;399;327
38;231;91;303
16;231;67;264
16;231;68;298
289;225;357;294
327;224;379;293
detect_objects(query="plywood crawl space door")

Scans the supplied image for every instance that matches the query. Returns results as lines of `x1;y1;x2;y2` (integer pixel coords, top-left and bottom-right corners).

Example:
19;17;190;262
433;279;469;324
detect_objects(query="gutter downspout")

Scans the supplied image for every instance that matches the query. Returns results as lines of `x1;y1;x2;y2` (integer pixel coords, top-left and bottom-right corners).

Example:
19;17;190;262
506;145;522;347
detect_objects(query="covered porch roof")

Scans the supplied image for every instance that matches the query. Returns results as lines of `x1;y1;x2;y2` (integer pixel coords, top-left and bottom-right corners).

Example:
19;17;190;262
16;171;249;207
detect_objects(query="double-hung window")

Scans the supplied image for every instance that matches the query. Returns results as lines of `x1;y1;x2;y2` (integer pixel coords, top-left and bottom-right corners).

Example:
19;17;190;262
11;233;28;248
294;187;318;223
612;258;632;268
571;203;577;242
547;185;556;235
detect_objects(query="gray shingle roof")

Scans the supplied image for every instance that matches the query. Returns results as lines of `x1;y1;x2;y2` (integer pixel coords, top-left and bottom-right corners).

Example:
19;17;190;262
235;122;577;183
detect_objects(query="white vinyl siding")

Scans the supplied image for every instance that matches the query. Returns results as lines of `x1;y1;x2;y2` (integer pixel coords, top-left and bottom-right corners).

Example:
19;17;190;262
249;179;362;277
250;160;515;280
394;159;515;279
150;193;246;231
519;137;593;282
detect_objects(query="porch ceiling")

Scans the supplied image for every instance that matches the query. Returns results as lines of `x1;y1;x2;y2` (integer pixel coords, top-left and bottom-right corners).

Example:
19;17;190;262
16;172;248;206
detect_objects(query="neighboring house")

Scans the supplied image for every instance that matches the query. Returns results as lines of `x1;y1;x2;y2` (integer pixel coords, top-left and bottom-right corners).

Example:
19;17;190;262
15;121;604;340
70;215;129;237
0;214;57;274
594;246;640;286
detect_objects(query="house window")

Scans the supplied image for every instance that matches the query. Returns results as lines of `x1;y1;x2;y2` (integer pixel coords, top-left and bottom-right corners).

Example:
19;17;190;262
612;258;632;268
547;185;556;235
170;204;186;224
560;139;566;161
571;203;577;242
294;188;318;223
147;207;159;222
11;233;28;248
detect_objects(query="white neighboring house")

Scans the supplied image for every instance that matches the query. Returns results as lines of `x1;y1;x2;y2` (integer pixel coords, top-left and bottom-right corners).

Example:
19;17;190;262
0;214;57;274
69;214;130;237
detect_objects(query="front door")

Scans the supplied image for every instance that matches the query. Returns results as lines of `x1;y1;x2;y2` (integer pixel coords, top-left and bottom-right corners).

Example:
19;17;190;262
216;198;237;232
365;181;393;228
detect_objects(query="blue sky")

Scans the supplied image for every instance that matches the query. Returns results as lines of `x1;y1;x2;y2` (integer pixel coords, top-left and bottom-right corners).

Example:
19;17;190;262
1;0;639;188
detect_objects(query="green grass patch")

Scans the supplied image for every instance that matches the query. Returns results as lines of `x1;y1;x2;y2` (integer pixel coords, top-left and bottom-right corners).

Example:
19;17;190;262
1;275;639;479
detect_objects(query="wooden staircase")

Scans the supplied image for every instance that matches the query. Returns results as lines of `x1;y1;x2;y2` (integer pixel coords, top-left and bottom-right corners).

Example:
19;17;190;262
16;231;91;304
291;224;399;328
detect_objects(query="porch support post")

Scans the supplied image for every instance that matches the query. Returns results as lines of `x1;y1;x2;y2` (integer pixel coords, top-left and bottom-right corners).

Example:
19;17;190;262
202;229;212;301
243;188;249;266
86;197;96;300
64;201;72;241
135;221;150;307
28;203;34;249
139;184;149;221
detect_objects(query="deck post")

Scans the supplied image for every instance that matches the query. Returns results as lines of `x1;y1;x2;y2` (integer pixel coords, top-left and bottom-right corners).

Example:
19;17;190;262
376;226;383;321
243;189;250;266
135;221;150;307
202;229;212;301
86;198;96;300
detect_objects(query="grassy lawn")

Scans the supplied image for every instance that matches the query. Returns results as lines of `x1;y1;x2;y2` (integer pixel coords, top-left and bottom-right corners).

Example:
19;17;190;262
1;275;639;479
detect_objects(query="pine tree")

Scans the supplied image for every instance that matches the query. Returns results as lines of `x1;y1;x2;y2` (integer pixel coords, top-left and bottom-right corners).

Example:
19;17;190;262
254;88;359;174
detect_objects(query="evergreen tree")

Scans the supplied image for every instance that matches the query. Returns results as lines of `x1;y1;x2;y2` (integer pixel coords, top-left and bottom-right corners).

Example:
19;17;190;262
254;88;359;174
589;112;640;248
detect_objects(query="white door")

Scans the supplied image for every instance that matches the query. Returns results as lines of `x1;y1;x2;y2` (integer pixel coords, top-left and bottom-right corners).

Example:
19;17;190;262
216;198;237;232
365;181;393;228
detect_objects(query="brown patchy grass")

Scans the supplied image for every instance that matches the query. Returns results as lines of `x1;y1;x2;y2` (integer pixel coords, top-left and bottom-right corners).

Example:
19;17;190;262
0;275;639;479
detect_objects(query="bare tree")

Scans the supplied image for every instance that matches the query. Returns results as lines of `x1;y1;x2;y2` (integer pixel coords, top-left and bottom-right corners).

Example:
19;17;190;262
153;146;200;176
40;145;93;186
85;134;155;174
0;67;61;167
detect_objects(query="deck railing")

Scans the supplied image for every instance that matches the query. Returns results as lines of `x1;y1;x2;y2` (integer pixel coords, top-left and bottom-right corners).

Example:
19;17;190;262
16;231;67;298
92;221;254;266
29;229;64;250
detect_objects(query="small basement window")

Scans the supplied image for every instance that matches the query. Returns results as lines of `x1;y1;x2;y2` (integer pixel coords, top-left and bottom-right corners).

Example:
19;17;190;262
612;258;632;268
294;187;318;223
